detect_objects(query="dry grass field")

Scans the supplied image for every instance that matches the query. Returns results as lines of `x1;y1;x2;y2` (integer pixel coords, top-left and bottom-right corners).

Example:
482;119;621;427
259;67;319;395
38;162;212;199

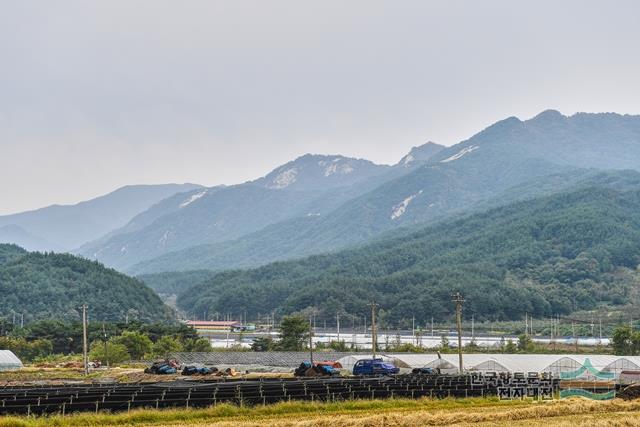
0;397;639;427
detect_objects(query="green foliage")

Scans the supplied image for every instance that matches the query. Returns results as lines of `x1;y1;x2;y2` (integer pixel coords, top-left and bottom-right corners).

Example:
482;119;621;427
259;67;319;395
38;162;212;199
88;339;129;365
14;320;197;355
385;343;426;353
611;325;640;355
250;336;274;352
112;331;152;360
327;340;350;351
178;186;640;322
0;336;52;362
439;336;450;350
5;320;205;360
152;336;183;358
315;340;351;351
137;270;217;295
277;316;310;351
503;339;517;353
0;244;26;266
465;340;480;352
517;334;534;352
0;245;174;323
183;338;213;352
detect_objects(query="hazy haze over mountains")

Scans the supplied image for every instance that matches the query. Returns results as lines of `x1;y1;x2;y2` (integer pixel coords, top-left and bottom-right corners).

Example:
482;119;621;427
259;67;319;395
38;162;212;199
0;184;201;252
2;1;640;214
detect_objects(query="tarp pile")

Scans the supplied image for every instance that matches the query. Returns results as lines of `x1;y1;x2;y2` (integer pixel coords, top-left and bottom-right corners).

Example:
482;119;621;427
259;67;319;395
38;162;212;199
294;361;341;377
145;359;180;375
182;365;217;376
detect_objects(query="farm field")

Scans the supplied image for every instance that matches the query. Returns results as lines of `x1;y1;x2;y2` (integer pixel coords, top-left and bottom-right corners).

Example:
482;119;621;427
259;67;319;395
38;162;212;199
0;398;639;427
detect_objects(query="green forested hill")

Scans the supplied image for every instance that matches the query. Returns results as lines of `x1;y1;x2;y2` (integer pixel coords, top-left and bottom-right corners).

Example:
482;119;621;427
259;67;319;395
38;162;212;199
0;245;174;323
177;186;640;323
138;270;217;295
0;244;26;265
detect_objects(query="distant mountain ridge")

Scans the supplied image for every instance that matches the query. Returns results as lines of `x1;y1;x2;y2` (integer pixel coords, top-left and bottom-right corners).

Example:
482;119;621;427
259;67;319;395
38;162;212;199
253;154;389;190
0;183;202;252
79;152;432;270
126;110;640;274
397;142;445;166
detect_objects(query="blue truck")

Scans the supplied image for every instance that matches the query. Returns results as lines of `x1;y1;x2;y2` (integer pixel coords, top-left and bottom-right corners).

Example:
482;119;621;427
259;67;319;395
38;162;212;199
352;358;400;376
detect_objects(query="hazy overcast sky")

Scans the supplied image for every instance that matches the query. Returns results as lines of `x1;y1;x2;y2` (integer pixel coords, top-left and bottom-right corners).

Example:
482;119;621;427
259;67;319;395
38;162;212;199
1;0;639;214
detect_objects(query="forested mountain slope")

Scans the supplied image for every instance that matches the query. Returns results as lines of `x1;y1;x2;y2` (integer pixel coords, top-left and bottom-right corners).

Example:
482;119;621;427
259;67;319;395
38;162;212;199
80;152;431;270
0;245;173;322
130;111;640;275
128;168;633;274
177;186;640;324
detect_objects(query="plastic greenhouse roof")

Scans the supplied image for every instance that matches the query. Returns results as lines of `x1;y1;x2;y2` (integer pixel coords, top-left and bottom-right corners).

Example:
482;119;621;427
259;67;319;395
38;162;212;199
364;354;640;373
0;350;22;370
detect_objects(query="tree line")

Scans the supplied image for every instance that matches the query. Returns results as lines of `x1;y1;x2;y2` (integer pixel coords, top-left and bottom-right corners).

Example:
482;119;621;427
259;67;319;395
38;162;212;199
0;320;211;363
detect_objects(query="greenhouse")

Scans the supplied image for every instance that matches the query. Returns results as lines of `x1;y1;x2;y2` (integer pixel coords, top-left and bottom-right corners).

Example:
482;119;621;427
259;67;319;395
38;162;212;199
336;354;640;379
0;350;22;371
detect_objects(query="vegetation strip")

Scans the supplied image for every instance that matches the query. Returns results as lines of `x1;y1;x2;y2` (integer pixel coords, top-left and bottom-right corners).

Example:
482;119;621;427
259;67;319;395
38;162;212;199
0;398;525;426
2;398;640;427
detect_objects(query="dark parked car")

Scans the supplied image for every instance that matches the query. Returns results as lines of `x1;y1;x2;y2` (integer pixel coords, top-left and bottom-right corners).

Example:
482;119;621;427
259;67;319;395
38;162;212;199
353;358;400;376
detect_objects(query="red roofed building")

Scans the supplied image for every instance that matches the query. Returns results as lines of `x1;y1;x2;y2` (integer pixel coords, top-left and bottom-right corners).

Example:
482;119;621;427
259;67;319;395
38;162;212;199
185;320;242;332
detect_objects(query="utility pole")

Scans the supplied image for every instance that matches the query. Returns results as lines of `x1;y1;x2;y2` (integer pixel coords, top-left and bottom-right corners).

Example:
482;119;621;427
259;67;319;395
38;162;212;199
102;322;109;368
336;313;340;343
369;302;378;358
599;318;602;345
82;305;89;375
20;313;24;328
352;315;356;348
452;292;464;374
412;315;415;345
309;316;314;364
471;314;475;341
364;316;367;336
431;316;434;338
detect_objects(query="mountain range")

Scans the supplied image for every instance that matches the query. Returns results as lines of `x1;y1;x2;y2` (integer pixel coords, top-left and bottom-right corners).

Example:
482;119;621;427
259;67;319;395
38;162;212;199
177;180;640;323
4;109;640;323
96;110;640;275
0;184;201;252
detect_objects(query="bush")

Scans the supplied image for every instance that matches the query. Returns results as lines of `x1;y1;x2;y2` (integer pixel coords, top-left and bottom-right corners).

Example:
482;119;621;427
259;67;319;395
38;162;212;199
0;336;53;362
152;336;183;358
183;337;213;352
250;337;274;352
89;340;130;365
277;316;310;351
612;325;640;355
517;334;533;352
113;331;152;360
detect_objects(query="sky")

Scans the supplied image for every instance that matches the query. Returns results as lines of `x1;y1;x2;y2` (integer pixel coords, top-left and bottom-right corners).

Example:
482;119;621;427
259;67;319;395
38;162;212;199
1;0;639;215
